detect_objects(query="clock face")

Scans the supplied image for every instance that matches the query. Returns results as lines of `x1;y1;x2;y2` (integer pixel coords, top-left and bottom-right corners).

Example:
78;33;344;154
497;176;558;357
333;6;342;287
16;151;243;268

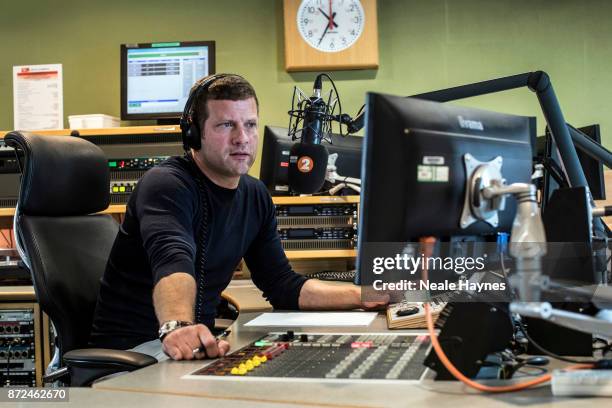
296;0;365;53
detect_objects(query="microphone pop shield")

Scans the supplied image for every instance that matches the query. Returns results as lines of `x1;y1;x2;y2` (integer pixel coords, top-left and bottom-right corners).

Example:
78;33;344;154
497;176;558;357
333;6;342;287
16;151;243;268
288;143;329;194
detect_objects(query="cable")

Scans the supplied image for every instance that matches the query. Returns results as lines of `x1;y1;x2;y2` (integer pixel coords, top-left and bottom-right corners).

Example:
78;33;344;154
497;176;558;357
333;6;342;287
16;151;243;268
191;154;210;325
420;237;593;393
317;73;346;138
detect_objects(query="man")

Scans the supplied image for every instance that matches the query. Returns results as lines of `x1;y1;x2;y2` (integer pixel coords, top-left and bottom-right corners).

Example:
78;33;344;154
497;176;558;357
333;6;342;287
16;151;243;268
91;74;380;361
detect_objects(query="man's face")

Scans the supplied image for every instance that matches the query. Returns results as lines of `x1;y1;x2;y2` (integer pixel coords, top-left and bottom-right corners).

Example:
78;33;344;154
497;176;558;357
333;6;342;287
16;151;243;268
194;98;259;186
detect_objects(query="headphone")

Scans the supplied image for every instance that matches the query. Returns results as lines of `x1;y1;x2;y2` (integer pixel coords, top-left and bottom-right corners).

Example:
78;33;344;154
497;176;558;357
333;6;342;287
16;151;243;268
180;73;231;151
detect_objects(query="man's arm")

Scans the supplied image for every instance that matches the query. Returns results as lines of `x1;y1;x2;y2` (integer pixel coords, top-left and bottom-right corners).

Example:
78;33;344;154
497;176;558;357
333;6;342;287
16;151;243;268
247;186;387;311
298;280;387;310
153;273;229;360
153;272;196;322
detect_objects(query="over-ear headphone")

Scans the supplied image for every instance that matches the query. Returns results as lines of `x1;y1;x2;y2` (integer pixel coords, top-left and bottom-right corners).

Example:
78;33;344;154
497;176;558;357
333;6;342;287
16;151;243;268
180;73;229;151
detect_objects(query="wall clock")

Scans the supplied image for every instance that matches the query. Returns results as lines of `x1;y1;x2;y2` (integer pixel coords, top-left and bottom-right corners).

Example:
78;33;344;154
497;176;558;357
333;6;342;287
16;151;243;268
283;0;379;72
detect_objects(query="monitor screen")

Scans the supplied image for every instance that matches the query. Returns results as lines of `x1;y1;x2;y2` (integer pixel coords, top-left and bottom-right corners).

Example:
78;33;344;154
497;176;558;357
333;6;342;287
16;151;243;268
260;126;363;195
356;93;533;301
120;41;215;121
537;124;606;204
358;93;532;244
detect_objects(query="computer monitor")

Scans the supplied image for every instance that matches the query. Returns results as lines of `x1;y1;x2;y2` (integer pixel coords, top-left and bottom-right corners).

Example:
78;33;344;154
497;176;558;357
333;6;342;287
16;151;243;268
356;93;534;377
537;124;606;208
260;126;363;195
120;41;215;121
358;93;533;246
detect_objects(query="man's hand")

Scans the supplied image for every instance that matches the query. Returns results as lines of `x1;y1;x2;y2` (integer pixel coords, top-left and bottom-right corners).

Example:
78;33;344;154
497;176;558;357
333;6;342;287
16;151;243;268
162;324;230;360
299;280;390;310
359;295;390;311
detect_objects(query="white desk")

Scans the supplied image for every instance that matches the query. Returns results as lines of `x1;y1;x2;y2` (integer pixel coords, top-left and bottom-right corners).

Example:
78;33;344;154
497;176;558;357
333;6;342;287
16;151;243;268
92;312;609;408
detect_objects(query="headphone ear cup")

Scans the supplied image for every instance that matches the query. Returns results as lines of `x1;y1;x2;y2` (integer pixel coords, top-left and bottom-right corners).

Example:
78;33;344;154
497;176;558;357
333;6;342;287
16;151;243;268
187;122;201;150
180;117;202;150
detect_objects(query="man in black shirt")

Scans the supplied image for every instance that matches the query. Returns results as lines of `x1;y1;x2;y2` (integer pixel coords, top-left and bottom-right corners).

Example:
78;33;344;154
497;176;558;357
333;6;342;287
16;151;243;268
91;74;380;361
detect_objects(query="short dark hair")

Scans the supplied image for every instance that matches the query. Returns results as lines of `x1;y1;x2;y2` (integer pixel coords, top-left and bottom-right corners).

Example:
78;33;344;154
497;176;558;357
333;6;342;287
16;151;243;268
191;74;259;131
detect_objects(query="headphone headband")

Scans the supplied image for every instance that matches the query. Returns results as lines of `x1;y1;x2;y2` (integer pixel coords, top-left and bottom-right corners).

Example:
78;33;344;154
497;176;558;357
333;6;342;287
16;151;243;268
180;73;230;151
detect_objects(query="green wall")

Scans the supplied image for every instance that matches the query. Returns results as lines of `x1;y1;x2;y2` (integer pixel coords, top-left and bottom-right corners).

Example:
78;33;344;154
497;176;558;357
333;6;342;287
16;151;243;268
1;0;611;176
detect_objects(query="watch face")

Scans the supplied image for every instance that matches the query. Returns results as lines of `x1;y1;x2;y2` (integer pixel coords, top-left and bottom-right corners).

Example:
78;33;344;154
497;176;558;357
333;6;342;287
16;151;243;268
297;0;365;53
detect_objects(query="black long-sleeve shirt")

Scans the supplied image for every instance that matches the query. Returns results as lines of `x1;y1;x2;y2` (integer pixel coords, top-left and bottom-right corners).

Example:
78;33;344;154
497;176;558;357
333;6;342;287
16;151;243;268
90;155;307;350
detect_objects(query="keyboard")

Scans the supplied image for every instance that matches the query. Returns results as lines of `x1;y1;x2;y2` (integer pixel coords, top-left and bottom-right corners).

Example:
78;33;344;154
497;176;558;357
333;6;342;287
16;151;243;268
306;270;356;282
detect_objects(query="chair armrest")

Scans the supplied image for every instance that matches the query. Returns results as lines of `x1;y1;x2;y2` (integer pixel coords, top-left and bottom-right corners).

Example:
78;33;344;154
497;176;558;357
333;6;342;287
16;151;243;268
63;348;157;368
62;348;157;386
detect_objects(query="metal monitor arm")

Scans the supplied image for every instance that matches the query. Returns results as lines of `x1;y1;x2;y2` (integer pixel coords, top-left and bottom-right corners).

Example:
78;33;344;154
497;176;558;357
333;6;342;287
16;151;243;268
465;161;612;337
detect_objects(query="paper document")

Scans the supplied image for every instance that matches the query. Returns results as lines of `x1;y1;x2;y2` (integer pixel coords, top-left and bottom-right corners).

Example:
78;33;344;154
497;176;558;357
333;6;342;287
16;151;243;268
13;64;63;130
245;312;377;327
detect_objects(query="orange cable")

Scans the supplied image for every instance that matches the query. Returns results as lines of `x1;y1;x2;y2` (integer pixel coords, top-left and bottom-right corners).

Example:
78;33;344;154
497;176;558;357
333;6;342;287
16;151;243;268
419;237;593;393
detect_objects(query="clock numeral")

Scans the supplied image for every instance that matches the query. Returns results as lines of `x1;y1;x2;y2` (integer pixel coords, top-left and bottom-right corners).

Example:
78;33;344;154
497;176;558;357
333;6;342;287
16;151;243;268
308;30;313;38
330;42;335;49
307;6;315;13
353;16;360;23
342;37;347;45
303;18;309;24
350;29;356;36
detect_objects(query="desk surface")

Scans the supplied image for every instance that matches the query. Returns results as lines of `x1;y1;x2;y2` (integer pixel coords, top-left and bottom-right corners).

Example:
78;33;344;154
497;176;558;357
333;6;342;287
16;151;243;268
93;312;606;408
21;388;303;408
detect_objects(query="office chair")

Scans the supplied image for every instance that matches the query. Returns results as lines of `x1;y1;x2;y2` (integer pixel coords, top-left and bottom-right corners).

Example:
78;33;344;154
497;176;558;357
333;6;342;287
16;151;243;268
4;131;156;386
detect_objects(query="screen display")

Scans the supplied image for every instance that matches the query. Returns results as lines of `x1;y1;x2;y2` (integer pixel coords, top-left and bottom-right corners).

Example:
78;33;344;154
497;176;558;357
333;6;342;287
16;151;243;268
121;41;215;120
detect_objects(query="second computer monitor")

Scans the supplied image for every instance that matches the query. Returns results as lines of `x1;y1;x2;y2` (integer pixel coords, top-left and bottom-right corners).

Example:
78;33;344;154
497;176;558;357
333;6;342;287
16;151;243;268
260;126;363;195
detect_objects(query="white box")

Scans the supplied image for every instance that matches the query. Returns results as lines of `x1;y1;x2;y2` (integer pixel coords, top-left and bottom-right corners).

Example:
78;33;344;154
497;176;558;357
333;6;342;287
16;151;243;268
68;114;120;129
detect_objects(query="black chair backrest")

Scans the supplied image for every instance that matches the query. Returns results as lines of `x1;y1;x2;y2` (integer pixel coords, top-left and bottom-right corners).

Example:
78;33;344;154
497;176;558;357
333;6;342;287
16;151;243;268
4;132;118;355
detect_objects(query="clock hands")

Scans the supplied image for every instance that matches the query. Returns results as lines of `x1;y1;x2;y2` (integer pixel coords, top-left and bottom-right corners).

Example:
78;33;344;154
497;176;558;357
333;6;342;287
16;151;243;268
317;8;338;29
317;11;337;46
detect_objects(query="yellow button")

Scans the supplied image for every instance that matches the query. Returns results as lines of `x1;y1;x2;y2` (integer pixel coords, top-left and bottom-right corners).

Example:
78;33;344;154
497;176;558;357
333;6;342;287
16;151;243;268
239;363;246;371
252;359;261;367
238;367;247;375
119;186;126;192
112;187;119;192
245;360;254;370
230;367;239;375
260;355;267;363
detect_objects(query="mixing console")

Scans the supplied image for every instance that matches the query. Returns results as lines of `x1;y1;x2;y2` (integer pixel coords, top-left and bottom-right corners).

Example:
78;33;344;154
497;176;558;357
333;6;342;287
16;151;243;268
188;332;430;382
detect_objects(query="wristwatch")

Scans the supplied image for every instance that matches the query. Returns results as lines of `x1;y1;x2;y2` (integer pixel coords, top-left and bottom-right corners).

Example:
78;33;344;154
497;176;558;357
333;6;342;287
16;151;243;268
158;320;193;341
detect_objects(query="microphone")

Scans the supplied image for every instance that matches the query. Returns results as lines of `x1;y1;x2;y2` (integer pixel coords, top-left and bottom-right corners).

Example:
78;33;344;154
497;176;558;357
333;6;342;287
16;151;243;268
288;75;330;194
